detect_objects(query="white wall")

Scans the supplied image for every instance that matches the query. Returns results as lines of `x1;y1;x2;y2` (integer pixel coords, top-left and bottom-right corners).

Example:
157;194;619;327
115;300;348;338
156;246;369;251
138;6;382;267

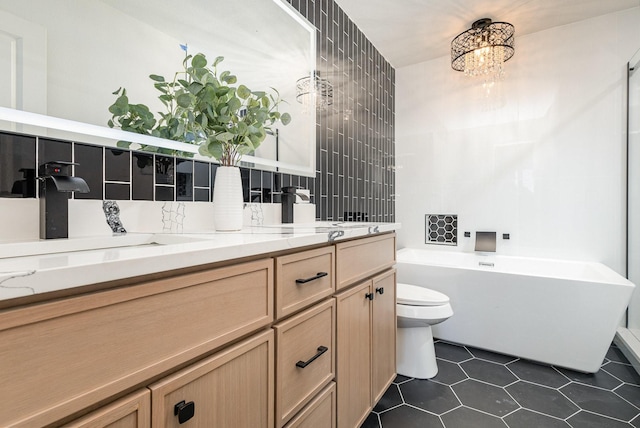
395;8;640;274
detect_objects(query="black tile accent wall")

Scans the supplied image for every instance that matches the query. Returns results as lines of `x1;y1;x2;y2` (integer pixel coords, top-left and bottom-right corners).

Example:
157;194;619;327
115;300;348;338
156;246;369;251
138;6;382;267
194;161;210;188
132;152;153;201
176;159;194;202
0;132;313;202
38;138;72;167
241;167;250;203
105;148;130;182
155;155;174;185
194;188;210;202
105;183;130;200
74;143;104;200
287;0;395;222
0;132;36;198
155;186;174;202
0;0;396;217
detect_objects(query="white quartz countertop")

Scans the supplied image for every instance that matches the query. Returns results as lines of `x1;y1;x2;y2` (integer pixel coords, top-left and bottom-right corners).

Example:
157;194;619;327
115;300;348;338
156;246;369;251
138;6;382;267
0;222;399;302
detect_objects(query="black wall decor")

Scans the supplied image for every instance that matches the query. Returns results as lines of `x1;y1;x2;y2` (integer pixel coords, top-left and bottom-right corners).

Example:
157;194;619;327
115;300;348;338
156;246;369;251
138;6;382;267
0;0;395;222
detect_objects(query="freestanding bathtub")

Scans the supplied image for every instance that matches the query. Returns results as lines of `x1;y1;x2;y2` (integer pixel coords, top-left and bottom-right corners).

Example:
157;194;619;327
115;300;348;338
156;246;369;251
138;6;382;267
396;248;636;373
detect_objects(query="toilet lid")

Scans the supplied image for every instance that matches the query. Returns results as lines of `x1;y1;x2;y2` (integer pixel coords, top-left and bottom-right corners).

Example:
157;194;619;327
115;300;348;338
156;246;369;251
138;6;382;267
397;283;450;306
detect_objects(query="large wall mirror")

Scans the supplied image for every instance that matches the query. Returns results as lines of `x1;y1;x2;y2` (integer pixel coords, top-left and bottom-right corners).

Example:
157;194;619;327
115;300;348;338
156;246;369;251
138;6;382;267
0;0;317;176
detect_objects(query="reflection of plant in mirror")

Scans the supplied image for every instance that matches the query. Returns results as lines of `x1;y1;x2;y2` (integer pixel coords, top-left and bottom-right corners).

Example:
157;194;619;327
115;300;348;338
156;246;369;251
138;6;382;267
107;83;199;158
107;53;291;165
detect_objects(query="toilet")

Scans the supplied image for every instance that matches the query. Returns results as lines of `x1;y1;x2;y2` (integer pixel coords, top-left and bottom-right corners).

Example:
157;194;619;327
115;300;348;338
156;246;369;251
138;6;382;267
396;283;453;379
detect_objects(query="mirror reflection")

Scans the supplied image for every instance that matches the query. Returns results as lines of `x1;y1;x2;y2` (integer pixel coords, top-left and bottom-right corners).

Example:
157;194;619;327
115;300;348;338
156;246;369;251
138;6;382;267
0;0;316;175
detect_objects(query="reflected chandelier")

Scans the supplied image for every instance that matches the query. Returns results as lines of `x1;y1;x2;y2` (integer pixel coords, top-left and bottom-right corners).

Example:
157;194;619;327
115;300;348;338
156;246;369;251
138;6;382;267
296;71;333;112
451;18;515;81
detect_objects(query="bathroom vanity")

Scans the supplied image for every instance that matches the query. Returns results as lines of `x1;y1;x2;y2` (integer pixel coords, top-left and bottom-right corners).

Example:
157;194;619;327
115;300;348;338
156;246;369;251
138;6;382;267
0;224;397;428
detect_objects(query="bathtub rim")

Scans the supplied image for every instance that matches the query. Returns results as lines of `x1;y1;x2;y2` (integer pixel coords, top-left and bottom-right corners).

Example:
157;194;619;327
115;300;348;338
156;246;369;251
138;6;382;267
396;247;633;287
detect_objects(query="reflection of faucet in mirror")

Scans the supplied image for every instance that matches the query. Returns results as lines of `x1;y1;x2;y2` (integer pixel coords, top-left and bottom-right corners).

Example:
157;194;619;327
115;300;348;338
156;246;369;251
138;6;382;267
11;168;36;198
281;186;310;223
38;161;90;239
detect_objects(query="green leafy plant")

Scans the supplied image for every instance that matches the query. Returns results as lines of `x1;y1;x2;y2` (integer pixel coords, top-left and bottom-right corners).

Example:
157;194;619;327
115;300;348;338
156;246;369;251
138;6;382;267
108;52;291;165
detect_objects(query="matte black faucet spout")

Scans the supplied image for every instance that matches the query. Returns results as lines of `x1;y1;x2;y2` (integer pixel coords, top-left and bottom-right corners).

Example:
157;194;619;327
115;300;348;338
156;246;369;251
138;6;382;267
39;161;90;239
281;186;310;224
475;231;497;252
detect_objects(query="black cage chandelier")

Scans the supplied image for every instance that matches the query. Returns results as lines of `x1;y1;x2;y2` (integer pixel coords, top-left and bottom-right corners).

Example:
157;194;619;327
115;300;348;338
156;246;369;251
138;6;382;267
451;18;515;81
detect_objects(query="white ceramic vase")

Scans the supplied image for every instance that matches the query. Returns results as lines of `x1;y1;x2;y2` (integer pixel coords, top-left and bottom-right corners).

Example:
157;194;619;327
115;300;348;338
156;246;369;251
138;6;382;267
212;166;244;231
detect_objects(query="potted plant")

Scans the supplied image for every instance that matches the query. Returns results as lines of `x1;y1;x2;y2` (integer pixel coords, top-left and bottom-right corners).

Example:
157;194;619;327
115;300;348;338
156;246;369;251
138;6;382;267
108;52;291;230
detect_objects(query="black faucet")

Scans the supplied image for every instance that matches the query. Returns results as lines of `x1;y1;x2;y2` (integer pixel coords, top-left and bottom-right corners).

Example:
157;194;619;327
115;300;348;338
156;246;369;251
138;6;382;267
475;231;497;252
38;161;90;239
281;186;310;223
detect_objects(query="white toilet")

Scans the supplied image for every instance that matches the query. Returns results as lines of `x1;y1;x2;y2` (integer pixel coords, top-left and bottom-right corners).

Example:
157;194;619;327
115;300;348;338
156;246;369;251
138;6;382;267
396;283;453;379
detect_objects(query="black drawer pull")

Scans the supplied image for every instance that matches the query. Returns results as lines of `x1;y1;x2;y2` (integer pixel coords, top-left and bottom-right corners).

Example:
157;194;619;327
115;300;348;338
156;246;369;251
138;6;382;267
295;272;328;284
376;287;384;295
174;400;195;424
296;346;328;368
365;292;374;301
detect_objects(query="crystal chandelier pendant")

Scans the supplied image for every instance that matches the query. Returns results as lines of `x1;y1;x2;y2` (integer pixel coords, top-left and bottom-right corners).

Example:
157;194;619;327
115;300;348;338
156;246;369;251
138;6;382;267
451;18;515;85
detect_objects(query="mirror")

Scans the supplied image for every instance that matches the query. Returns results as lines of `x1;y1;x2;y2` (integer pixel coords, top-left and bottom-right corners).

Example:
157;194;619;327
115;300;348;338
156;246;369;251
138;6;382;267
0;0;316;176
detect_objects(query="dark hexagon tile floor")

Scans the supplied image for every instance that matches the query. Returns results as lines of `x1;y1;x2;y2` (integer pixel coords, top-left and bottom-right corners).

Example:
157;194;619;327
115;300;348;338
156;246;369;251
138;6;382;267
460;359;518;387
362;340;640;428
452;379;519;416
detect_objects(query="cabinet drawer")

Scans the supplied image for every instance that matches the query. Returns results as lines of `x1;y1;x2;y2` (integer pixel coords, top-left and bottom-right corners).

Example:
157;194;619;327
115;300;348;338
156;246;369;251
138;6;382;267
65;389;150;428
336;233;396;290
0;259;273;428
149;330;274;428
275;246;335;318
284;382;336;428
274;299;336;427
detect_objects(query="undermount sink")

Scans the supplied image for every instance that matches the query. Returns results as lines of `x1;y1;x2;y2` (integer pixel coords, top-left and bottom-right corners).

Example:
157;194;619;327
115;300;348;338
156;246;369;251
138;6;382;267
0;233;212;259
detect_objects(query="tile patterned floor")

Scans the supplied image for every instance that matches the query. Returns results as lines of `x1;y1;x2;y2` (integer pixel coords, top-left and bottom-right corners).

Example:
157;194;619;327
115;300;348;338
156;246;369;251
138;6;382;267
361;340;640;428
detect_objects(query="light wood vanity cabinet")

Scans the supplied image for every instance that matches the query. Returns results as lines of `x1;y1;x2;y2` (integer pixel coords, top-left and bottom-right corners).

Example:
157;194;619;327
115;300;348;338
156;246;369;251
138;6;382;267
66;389;151;428
371;269;398;404
283;382;336;428
0;258;273;427
334;234;397;428
1;232;395;428
149;330;274;428
274;299;335;427
334;281;373;427
335;270;397;428
335;234;396;291
275;246;335;319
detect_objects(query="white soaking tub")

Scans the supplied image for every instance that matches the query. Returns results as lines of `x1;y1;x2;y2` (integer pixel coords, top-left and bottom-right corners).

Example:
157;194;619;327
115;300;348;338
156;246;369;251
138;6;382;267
396;248;635;373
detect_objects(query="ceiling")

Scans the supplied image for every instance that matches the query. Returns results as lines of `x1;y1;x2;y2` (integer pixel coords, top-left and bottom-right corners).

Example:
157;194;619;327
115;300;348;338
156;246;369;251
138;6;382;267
334;0;640;68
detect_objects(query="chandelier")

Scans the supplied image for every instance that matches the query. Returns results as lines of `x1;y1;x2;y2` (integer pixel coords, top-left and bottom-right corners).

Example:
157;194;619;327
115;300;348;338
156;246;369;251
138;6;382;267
296;71;333;112
451;18;515;81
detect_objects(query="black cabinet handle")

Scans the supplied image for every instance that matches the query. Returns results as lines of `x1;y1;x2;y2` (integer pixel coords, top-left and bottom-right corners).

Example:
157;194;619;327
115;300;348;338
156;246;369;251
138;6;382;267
365;292;374;301
376;287;384;295
296;346;328;368
174;400;195;424
295;272;328;284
